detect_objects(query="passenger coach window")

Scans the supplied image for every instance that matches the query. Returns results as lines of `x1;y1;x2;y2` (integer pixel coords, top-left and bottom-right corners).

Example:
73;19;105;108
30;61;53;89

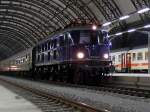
118;55;121;62
137;52;143;60
132;53;136;61
112;56;115;62
145;52;148;60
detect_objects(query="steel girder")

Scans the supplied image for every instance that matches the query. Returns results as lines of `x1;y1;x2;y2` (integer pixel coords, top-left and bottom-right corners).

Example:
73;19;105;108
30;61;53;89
91;0;127;32
0;0;149;60
0;0;97;60
0;29;32;48
131;0;150;22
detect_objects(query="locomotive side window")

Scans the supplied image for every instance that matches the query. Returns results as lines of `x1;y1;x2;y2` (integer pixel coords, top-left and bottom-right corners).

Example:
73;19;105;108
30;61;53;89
38;46;41;53
132;53;136;61
37;55;40;62
59;35;65;46
53;50;57;59
42;44;44;52
137;52;143;60
41;53;44;61
45;43;48;51
48;52;51;61
48;41;51;50
54;39;57;48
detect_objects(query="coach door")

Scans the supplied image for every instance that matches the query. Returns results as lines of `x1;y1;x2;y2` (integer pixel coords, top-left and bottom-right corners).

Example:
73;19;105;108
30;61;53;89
126;53;131;72
121;53;126;72
121;53;131;72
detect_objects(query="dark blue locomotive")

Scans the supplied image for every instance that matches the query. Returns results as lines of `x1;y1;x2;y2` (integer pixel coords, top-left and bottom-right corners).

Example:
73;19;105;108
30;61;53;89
32;25;112;84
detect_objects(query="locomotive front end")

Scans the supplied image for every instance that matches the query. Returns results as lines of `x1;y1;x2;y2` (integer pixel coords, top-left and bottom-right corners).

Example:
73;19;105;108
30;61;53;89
70;27;112;75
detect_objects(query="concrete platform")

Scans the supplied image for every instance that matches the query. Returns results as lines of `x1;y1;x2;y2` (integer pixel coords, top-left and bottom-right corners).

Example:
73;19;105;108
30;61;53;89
111;73;150;77
0;85;42;112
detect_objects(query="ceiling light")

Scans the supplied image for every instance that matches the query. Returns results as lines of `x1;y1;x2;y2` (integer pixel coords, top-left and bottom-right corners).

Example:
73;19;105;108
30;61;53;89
102;22;111;27
92;25;97;30
137;7;150;14
127;29;136;33
115;32;123;36
119;15;130;20
144;24;150;28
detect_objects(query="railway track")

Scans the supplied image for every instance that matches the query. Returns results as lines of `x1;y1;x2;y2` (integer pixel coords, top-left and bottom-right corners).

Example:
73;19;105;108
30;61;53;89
0;77;107;112
36;80;150;98
90;85;150;98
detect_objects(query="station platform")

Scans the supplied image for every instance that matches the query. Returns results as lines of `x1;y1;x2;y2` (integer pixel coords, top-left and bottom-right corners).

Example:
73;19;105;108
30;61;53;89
111;73;150;77
0;85;41;112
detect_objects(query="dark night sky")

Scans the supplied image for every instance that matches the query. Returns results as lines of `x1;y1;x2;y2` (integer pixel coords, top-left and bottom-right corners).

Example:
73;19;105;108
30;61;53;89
110;31;148;50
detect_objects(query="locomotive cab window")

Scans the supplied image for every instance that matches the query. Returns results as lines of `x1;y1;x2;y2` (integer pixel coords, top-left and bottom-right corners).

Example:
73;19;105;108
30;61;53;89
70;30;104;45
70;30;80;44
64;33;73;45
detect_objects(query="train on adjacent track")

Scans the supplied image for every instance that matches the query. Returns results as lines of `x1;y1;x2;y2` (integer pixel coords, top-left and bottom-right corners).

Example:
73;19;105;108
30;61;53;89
110;45;148;73
0;25;112;84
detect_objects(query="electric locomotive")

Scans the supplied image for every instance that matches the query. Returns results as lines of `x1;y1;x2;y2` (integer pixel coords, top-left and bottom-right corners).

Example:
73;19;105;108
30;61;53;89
32;25;112;84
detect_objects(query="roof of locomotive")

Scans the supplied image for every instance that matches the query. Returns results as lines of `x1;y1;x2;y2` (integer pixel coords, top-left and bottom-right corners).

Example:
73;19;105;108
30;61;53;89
35;25;104;47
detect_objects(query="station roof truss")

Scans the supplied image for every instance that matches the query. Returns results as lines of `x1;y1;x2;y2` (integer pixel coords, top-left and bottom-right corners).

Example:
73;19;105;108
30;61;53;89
0;0;150;60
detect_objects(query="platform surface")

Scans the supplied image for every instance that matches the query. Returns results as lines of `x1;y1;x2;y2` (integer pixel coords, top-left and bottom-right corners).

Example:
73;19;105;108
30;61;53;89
0;85;42;112
110;73;150;77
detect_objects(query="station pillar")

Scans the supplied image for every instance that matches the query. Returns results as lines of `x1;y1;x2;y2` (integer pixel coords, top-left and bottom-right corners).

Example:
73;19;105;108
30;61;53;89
148;32;150;74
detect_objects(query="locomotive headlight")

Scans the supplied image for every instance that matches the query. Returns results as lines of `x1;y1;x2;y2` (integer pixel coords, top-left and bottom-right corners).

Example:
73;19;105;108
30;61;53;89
77;52;85;59
103;53;109;59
